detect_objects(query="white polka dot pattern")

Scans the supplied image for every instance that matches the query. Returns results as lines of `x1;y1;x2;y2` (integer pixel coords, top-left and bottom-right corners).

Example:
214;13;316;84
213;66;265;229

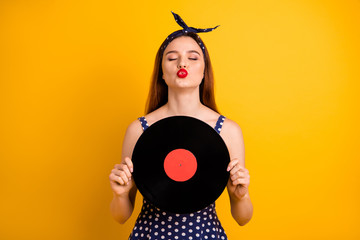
214;115;226;134
160;11;220;58
128;199;227;239
139;115;226;134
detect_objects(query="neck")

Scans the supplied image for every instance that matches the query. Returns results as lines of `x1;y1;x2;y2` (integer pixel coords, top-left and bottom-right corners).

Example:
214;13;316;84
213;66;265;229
165;87;203;117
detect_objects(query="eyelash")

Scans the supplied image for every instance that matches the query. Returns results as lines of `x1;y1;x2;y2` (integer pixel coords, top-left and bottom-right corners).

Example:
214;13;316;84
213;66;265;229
168;58;198;61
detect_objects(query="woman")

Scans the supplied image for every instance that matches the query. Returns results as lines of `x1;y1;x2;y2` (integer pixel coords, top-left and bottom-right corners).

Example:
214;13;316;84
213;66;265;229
109;12;253;239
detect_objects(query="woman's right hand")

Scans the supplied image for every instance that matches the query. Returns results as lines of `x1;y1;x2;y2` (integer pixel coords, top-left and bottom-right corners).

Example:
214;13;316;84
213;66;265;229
109;157;135;197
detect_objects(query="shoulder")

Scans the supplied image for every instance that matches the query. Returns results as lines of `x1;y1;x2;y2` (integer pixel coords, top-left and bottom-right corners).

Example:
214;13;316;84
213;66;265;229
121;118;145;159
222;117;243;138
124;118;144;142
220;116;245;164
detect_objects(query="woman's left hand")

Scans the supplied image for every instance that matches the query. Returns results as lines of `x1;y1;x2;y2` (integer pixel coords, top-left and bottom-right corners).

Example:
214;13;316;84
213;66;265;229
227;158;250;200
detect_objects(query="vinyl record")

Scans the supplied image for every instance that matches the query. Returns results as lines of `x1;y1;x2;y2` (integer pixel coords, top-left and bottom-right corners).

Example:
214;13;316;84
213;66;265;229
132;116;230;214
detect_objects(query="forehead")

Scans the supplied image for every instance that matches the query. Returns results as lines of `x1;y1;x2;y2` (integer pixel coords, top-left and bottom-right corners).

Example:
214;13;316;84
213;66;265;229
164;36;202;54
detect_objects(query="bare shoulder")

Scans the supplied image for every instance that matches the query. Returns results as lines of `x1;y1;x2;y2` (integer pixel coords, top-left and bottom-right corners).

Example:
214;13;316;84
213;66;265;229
221;117;244;138
121;119;144;159
220;117;245;166
125;119;144;138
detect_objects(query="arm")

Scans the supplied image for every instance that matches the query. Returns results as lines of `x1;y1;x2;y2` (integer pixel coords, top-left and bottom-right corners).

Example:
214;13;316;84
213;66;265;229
109;120;143;224
221;119;253;226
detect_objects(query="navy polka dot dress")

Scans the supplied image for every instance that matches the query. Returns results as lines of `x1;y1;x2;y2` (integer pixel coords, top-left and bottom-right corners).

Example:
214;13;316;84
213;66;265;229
129;115;228;240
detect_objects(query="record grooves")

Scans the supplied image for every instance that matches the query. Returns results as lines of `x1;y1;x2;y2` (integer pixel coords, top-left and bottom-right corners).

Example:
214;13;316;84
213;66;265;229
132;116;230;214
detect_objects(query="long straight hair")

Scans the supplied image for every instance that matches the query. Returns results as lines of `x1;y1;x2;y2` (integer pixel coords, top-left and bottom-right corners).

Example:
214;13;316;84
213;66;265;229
145;32;219;114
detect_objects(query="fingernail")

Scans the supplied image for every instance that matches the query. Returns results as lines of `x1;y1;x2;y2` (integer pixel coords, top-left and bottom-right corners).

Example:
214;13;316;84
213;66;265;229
131;168;133;173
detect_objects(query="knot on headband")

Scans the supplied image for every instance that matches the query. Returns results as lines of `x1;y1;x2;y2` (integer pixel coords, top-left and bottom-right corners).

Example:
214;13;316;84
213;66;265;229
161;11;220;56
172;11;220;34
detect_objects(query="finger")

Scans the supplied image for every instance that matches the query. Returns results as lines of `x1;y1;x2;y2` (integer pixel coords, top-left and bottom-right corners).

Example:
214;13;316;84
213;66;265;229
231;178;249;186
114;164;121;170
120;164;132;180
232;177;250;186
230;171;246;181
111;168;122;176
119;171;129;185
230;163;248;174
230;172;250;181
227;158;239;171
117;176;125;185
111;168;131;180
124;157;134;173
109;172;124;185
230;164;243;175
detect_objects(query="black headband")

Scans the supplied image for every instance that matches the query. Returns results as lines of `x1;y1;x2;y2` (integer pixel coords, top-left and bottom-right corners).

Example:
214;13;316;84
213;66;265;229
161;11;220;56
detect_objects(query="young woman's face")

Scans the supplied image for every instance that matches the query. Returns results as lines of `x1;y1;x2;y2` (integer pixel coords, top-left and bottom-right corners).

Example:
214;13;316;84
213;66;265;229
162;36;205;90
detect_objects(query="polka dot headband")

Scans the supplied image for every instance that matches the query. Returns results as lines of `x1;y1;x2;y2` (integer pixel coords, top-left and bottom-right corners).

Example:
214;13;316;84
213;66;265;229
161;11;220;57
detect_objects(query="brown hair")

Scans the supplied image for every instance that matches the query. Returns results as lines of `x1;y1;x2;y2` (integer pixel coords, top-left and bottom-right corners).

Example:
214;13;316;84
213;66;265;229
145;32;219;114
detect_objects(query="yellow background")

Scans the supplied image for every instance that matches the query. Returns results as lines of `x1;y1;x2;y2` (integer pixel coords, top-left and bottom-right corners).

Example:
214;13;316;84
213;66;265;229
1;0;359;239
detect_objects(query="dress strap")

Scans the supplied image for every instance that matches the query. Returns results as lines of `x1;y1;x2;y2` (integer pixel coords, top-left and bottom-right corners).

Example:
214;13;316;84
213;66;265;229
214;115;226;134
138;116;149;131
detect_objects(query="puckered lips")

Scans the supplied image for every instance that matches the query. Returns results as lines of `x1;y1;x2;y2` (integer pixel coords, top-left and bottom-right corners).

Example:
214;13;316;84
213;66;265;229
177;69;188;78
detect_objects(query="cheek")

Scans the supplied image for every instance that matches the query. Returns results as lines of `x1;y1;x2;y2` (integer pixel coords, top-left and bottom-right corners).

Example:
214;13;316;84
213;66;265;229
194;62;205;75
162;61;173;74
162;68;171;80
161;63;169;78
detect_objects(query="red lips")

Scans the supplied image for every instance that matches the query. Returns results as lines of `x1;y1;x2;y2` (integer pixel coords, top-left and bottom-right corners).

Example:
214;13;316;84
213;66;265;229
177;69;188;78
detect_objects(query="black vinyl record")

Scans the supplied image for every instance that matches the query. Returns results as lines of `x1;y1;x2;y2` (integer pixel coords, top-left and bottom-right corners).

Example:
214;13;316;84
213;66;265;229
132;116;230;214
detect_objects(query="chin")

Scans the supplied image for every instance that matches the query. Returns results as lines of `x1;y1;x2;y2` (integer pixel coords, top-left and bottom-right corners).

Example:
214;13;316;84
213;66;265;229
165;77;202;89
175;80;201;88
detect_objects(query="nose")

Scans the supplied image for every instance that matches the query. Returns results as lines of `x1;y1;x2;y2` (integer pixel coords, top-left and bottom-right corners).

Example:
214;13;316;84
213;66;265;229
177;57;188;69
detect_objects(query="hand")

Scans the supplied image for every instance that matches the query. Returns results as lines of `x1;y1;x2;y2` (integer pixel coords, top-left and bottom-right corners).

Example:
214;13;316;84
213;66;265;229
227;158;250;200
109;157;135;197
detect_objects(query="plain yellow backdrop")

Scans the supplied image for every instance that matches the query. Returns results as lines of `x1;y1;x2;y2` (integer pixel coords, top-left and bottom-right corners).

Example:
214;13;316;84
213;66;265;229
1;0;359;239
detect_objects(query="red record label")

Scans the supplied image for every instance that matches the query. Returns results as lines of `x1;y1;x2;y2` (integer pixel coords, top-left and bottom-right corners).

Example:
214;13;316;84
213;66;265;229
164;149;197;182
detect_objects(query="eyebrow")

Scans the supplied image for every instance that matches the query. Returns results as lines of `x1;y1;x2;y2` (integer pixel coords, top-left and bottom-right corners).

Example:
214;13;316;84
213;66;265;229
165;50;201;56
